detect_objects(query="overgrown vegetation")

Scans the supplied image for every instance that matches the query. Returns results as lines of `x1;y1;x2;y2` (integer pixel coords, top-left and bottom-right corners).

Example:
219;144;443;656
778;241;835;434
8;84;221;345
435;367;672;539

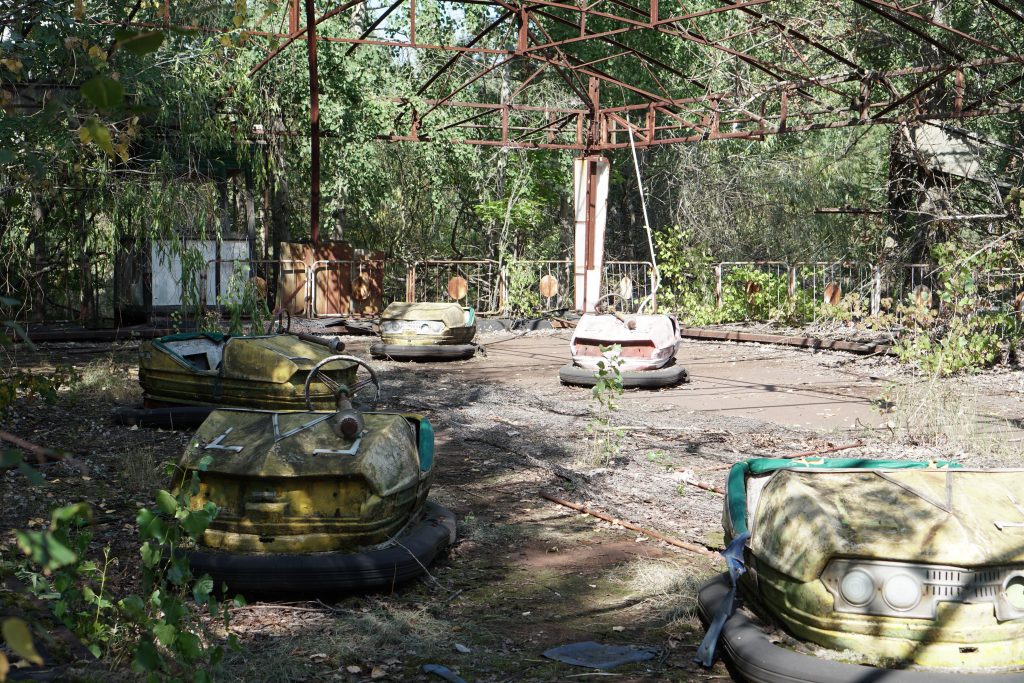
3;458;242;682
585;345;625;466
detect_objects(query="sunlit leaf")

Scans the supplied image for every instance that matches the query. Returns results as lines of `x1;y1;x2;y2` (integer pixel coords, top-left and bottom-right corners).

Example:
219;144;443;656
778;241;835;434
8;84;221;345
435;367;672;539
84;118;114;156
153;623;176;647
1;618;43;666
155;489;177;515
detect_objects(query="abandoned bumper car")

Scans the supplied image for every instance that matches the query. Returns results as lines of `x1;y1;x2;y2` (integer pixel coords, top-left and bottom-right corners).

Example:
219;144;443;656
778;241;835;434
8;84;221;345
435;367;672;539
113;317;350;428
177;355;455;595
697;458;1024;682
370;301;477;361
559;293;687;388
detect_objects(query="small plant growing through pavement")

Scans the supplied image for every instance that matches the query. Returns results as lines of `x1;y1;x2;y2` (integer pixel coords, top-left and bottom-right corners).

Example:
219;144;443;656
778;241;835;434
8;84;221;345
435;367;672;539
587;344;625;465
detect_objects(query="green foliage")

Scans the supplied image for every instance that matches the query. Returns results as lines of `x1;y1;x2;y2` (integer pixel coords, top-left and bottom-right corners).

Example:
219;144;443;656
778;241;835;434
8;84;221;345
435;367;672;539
219;264;270;336
653;229;718;324
503;258;543;317
587;345;625;466
10;458;242;681
895;243;1024;375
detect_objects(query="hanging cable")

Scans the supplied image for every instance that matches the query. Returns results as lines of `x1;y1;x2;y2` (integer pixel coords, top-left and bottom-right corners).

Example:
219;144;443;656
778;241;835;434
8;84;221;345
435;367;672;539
626;114;659;308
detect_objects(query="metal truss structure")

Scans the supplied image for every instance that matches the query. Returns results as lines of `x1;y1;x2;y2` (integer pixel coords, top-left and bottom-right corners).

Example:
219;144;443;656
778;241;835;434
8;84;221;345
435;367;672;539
111;0;1024;153
103;1;1024;251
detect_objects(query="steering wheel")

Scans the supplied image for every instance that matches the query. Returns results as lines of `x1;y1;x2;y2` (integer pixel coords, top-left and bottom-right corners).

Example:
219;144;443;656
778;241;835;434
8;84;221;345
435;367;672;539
303;354;381;410
593;292;626;314
266;309;291;335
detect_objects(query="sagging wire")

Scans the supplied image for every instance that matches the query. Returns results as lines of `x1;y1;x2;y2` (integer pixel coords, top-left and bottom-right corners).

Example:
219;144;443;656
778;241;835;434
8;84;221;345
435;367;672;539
625;113;660;306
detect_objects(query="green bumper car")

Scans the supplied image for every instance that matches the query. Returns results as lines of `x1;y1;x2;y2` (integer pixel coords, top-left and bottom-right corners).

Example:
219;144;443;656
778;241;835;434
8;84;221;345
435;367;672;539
370;302;476;361
697;458;1024;682
178;355;456;596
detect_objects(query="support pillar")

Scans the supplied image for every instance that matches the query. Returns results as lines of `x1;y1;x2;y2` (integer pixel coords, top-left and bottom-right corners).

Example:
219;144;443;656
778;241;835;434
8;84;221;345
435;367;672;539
573;155;609;312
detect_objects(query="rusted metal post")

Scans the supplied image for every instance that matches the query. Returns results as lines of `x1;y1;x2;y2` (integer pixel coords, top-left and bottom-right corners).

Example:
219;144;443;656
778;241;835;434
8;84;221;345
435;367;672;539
405;263;416;302
305;0;321;246
409;0;416;43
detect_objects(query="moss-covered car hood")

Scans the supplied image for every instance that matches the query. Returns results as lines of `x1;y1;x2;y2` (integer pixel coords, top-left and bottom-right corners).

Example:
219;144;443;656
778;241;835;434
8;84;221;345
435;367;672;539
142;332;352;384
381;302;470;327
181;410;425;498
750;467;1024;581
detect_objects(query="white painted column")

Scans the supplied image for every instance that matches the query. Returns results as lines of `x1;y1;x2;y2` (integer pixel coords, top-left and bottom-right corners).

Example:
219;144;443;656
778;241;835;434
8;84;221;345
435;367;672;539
573;155;609;312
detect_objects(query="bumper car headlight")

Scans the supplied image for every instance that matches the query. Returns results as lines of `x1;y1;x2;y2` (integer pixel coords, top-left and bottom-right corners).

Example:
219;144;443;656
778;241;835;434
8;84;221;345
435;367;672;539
416;321;446;335
840;569;876;606
882;573;922;611
823;558;1024;620
381;320;401;333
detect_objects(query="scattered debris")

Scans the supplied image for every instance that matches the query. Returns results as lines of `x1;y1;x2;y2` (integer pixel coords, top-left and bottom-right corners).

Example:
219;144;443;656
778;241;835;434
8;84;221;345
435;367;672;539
540;491;718;556
422;663;468;683
543;641;657;670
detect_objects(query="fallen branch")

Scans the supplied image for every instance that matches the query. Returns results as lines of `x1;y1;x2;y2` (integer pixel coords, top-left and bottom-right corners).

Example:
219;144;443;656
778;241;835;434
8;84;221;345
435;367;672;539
467;435;590;490
706;440;864;472
674;470;725;495
780;440;863;460
539;490;718;557
0;430;69;465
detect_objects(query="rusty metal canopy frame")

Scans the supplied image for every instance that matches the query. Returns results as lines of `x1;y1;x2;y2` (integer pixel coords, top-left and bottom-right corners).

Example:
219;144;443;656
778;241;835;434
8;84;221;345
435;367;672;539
100;1;1024;244
109;0;1024;153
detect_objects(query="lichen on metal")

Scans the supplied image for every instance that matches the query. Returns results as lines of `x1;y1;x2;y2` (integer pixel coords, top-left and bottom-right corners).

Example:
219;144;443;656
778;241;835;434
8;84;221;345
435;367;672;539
138;332;356;410
180;409;433;554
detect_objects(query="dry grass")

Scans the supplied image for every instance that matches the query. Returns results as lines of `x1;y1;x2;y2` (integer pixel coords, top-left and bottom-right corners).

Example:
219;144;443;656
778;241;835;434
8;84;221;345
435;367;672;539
118;447;163;495
622;558;713;636
220;600;455;682
882;380;1016;461
71;356;139;404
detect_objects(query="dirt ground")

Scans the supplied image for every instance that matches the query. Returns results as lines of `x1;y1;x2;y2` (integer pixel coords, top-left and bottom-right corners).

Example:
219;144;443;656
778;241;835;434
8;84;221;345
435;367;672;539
2;330;1023;682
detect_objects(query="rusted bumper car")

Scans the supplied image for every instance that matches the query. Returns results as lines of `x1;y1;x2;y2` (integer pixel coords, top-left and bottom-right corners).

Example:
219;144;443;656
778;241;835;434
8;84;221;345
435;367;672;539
697;457;1024;682
179;355;456;596
370;302;477;361
559;294;687;388
113;314;351;428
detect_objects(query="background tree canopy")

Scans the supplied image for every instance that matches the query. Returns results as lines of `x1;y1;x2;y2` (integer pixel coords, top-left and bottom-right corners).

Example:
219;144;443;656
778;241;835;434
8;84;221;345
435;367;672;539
2;0;1023;323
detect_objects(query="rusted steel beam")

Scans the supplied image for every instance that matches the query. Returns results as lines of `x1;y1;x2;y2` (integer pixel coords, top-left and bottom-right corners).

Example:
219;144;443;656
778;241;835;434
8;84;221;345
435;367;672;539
868;67;951;121
345;0;406;56
419;55;520;120
512;111;577;142
525;52;669;105
861;0;1010;56
249;0;369;77
415;11;512;96
306;0;320;246
509;62;551;100
677;327;893;355
714;0;863;72
517;0;788;59
982;0;1024;23
532;7;705;88
850;0;963;60
95;18;512;56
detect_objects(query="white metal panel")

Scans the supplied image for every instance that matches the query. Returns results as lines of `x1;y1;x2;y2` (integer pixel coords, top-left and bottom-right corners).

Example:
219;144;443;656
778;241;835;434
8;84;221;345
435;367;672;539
206;240;250;305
